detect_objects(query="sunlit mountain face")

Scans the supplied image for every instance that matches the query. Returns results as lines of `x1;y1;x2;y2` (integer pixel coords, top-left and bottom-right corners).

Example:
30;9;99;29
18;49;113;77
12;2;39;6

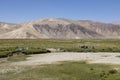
0;18;120;39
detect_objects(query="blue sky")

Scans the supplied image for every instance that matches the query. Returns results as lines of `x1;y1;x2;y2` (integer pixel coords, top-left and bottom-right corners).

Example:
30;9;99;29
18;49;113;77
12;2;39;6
0;0;120;23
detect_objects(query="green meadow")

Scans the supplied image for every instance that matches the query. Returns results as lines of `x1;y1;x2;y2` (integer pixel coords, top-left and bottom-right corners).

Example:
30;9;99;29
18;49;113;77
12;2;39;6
0;39;120;80
0;61;120;80
0;39;120;58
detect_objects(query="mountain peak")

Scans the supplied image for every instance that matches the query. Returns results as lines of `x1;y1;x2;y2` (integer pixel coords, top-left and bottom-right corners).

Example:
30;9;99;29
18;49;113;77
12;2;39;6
0;18;120;39
112;21;120;25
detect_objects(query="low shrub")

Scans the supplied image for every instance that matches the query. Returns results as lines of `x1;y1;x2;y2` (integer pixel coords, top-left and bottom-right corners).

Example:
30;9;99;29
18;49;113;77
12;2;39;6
108;69;118;74
23;48;51;55
0;47;51;58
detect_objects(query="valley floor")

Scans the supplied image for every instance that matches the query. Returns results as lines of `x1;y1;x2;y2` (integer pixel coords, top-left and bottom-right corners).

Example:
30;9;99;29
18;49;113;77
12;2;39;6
12;52;120;65
1;52;120;80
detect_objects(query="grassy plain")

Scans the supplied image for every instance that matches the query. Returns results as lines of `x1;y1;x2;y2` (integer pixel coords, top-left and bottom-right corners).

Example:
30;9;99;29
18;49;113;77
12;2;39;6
0;39;120;80
0;39;120;58
0;61;120;80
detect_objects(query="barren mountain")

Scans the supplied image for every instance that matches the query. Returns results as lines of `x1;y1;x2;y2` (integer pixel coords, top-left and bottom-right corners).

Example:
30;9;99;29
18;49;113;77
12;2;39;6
112;21;120;25
0;18;120;39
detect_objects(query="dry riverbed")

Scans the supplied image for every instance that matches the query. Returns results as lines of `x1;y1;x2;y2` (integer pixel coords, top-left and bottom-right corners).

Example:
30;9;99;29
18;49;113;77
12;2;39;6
12;52;120;65
0;52;120;74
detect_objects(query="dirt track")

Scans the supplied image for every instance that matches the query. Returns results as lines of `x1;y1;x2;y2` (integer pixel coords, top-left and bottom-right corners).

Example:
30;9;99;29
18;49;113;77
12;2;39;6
13;52;120;65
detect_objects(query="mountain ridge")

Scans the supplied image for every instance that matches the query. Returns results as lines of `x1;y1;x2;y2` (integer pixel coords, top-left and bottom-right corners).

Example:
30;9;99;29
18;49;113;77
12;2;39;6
0;18;120;39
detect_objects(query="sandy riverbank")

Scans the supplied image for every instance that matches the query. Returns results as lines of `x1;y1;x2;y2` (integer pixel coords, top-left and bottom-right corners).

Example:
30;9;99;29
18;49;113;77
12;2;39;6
12;52;120;65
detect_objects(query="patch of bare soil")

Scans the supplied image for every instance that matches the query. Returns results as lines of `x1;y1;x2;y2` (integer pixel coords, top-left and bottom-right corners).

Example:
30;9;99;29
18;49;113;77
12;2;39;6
12;52;120;66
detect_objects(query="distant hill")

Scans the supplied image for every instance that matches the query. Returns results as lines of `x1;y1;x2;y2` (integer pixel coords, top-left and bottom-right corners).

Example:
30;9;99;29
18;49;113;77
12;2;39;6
112;21;120;25
0;18;120;39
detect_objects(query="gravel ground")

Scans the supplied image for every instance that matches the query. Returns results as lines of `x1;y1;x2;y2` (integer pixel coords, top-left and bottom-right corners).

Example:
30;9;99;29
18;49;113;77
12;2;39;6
12;52;120;65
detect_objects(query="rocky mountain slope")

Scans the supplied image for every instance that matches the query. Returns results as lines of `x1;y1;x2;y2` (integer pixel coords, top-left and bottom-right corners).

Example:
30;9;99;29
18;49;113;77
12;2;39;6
0;18;120;39
112;21;120;25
